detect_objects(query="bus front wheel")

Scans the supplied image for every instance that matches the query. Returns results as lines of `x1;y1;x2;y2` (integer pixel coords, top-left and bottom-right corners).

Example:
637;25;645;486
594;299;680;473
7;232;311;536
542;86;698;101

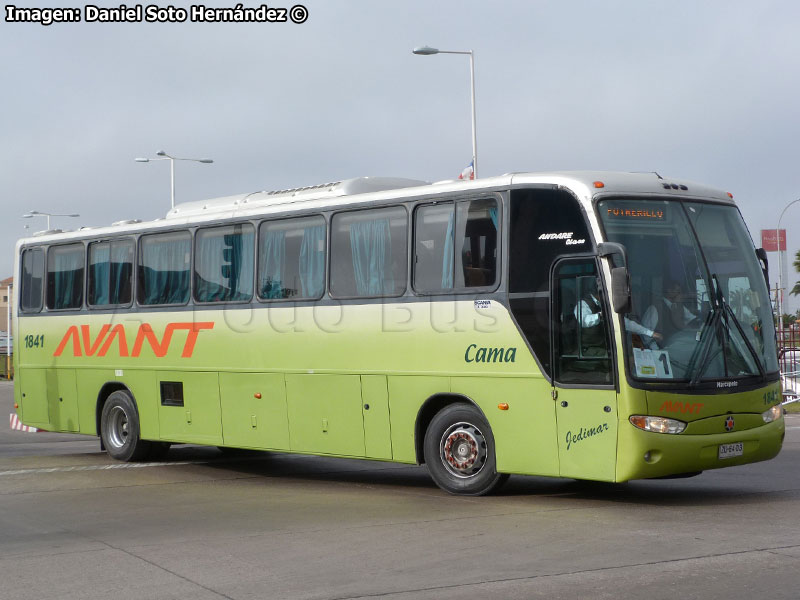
424;403;507;495
100;390;152;462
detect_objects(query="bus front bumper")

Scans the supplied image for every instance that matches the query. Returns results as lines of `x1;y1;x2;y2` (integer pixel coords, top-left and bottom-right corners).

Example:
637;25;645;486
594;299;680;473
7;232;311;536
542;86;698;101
616;417;785;481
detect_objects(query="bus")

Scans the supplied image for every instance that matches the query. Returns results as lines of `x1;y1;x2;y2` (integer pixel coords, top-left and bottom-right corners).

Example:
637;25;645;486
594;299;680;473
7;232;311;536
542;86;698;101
11;171;785;495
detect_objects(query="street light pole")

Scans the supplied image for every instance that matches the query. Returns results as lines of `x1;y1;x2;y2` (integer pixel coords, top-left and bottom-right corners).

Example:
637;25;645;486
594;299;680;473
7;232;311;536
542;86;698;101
21;211;80;230
135;150;213;209
413;45;478;178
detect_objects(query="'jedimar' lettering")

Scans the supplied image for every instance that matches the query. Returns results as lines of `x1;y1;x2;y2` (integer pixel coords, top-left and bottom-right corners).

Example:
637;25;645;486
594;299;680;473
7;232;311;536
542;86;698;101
54;322;214;358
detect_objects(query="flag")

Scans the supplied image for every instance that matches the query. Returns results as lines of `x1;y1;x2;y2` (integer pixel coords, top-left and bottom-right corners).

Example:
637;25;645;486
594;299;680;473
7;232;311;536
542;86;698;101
458;160;474;180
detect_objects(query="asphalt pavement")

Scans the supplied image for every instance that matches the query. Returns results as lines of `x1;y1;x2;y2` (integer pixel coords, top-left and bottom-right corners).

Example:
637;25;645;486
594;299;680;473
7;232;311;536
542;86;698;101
1;379;799;600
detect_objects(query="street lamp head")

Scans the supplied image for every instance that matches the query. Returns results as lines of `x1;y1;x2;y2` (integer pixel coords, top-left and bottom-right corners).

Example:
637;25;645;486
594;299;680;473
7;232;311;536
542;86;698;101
22;214;33;219
134;158;149;163
413;45;439;56
198;159;214;164
156;150;166;156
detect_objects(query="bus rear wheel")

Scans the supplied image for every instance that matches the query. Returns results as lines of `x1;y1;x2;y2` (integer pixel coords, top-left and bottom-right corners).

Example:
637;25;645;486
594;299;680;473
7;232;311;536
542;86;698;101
424;403;507;495
100;390;152;462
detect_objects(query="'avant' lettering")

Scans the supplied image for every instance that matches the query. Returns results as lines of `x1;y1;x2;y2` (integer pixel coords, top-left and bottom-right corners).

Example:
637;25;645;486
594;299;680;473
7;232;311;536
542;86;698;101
54;322;214;358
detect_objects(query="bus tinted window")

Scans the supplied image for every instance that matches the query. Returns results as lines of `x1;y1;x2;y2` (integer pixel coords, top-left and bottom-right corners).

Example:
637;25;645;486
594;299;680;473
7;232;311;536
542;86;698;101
46;244;85;310
138;231;191;305
456;198;498;288
88;239;134;307
195;224;254;303
330;207;407;297
258;216;325;300
20;247;44;312
553;259;613;384
413;203;453;292
413;198;498;292
508;188;593;378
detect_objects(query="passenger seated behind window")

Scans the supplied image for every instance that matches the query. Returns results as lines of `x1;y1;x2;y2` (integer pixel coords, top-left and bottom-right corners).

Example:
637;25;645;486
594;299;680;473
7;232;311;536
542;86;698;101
575;291;662;349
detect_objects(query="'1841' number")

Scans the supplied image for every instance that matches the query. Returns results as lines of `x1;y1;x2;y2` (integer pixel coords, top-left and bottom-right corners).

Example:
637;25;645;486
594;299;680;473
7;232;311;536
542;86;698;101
25;334;44;349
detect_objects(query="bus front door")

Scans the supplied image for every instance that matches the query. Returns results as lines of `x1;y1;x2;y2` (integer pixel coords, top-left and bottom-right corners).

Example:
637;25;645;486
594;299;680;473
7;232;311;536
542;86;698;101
551;258;618;482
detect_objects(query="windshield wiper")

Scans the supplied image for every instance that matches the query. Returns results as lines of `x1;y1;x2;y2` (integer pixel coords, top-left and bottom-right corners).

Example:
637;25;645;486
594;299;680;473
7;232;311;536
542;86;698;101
688;275;728;387
711;273;764;378
720;296;765;379
688;274;765;386
688;307;720;387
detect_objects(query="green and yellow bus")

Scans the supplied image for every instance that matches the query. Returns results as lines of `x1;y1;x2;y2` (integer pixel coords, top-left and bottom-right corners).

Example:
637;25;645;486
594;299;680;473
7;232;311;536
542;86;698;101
12;172;785;494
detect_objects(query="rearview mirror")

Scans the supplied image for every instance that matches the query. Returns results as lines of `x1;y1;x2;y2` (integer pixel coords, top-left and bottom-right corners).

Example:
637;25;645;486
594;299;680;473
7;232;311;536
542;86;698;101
598;242;631;314
610;267;632;314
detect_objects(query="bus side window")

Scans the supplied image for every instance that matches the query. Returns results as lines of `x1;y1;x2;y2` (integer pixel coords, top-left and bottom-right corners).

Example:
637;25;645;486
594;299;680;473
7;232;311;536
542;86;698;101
455;198;498;289
46;243;85;310
20;247;44;313
553;260;613;385
138;231;192;306
413;203;453;293
258;216;326;300
194;224;255;303
413;198;498;293
88;239;134;307
330;207;407;298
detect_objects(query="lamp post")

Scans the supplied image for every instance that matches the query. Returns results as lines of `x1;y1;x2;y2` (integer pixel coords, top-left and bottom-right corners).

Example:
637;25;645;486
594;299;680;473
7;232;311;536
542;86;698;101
135;150;213;209
776;198;800;334
21;210;80;230
413;45;478;179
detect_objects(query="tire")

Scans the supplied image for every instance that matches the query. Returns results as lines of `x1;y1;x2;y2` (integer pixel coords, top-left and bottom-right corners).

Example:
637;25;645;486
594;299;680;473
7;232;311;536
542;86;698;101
100;390;152;461
423;403;508;496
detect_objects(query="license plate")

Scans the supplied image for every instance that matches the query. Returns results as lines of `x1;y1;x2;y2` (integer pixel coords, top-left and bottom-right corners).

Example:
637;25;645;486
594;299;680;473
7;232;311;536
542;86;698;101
718;442;743;459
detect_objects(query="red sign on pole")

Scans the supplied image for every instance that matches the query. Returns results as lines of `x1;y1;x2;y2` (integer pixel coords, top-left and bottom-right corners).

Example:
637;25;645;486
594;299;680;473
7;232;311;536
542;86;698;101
761;229;786;252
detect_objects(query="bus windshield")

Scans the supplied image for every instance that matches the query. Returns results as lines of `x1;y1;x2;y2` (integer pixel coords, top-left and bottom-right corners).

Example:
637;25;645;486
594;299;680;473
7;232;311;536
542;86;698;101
598;198;778;385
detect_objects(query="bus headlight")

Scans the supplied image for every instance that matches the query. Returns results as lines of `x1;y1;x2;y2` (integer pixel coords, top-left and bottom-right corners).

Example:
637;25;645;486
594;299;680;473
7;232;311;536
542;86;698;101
761;405;783;424
629;415;686;434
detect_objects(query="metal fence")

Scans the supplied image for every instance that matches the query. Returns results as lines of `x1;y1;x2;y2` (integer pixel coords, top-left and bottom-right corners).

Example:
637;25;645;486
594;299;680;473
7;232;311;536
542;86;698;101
778;327;799;404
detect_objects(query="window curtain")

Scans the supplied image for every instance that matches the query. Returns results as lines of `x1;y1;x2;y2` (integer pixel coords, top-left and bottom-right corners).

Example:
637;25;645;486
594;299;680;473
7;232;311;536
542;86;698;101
23;249;44;311
259;229;286;299
299;225;325;298
223;232;243;298
91;244;111;305
141;236;190;305
489;206;498;228
90;241;131;305
350;218;392;296
231;230;254;300
441;211;455;289
110;241;132;304
195;228;253;302
53;247;83;309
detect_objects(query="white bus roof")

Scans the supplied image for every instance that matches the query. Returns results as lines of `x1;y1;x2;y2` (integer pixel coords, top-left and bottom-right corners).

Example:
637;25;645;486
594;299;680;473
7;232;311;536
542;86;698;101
16;171;734;246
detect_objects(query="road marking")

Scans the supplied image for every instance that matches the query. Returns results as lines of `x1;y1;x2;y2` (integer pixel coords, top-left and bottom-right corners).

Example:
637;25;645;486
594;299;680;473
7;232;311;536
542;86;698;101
0;461;203;477
9;413;40;433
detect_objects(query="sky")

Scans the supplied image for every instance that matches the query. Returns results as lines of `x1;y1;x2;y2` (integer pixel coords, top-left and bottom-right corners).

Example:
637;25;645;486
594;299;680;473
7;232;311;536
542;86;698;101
2;0;800;313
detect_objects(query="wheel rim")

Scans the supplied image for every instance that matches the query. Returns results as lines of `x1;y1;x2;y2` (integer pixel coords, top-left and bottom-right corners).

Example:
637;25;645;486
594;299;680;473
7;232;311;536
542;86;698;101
440;421;488;478
106;406;130;450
